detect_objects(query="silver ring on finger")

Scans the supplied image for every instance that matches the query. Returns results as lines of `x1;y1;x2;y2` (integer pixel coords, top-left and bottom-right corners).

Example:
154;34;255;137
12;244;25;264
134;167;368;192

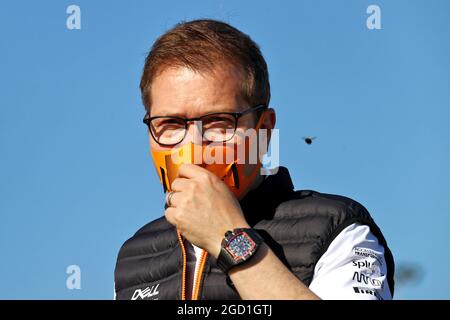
167;191;175;207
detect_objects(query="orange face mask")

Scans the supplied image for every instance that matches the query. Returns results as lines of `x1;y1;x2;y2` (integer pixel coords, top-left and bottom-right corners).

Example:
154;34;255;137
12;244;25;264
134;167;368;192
150;112;267;200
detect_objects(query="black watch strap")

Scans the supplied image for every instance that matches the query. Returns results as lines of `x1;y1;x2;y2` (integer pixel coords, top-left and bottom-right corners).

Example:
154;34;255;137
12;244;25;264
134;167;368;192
217;248;237;274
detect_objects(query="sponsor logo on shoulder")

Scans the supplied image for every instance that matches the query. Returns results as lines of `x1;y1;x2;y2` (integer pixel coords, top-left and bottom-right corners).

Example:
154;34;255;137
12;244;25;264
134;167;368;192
352;259;381;276
352;271;384;289
353;247;383;265
131;284;160;300
353;286;384;300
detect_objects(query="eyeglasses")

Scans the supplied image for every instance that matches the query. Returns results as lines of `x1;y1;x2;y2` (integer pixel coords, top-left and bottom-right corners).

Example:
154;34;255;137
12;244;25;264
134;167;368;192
143;104;267;146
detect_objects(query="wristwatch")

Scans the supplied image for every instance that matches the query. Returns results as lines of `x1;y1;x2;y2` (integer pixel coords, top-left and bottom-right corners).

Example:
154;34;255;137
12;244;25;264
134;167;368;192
216;228;264;273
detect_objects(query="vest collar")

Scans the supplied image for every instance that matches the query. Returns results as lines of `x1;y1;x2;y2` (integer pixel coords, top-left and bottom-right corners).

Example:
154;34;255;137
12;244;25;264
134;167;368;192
239;166;295;226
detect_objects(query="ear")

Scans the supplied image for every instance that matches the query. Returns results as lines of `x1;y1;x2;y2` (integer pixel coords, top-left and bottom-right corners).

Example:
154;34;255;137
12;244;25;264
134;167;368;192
260;108;276;143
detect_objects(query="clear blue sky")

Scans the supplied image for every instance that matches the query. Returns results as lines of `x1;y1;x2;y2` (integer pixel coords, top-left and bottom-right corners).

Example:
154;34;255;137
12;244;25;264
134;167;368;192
1;0;449;299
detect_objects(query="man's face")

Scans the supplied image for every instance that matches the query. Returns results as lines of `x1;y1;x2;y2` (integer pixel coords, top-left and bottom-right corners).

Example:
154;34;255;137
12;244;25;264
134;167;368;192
148;65;257;151
147;65;276;197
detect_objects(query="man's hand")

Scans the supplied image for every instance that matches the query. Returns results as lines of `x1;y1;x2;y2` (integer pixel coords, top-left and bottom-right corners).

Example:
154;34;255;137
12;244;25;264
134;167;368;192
164;163;250;258
164;163;320;300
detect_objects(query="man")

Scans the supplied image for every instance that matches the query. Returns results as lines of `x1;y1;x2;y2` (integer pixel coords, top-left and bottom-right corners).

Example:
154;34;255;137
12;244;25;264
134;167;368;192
114;19;395;300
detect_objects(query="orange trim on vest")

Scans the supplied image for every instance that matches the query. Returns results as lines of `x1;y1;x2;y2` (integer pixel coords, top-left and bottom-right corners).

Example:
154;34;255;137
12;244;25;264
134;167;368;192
176;230;187;300
192;250;208;300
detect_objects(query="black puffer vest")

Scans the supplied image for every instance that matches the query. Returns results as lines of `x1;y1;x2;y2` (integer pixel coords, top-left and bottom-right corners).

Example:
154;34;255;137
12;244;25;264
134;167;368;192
114;167;395;300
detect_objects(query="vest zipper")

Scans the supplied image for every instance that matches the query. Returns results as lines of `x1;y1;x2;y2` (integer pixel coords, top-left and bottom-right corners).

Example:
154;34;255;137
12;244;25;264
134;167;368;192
192;250;208;300
176;230;187;300
176;230;209;300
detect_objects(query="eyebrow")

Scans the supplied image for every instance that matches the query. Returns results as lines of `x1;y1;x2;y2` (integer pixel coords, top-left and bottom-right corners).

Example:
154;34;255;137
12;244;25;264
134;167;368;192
151;111;185;117
151;108;240;118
